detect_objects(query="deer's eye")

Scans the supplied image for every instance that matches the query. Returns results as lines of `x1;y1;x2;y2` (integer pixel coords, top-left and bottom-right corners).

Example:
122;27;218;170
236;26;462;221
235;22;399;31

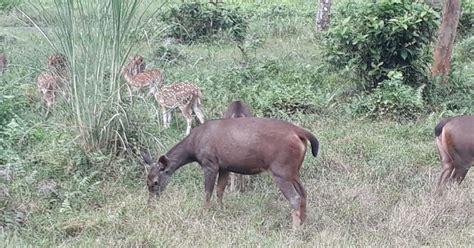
153;181;159;186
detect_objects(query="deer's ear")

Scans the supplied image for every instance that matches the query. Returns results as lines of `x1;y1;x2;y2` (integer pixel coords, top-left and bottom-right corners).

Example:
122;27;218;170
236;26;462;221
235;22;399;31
158;155;169;168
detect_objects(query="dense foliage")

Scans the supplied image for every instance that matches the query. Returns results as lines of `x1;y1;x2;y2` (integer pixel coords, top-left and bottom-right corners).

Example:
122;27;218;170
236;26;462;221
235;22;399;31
161;2;248;43
324;0;438;88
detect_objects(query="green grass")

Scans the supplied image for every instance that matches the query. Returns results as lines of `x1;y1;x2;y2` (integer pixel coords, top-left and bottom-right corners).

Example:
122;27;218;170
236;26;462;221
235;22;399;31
1;1;473;247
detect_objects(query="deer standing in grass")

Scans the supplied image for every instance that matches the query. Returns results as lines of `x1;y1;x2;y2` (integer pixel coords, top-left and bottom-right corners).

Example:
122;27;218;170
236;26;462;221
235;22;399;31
435;115;474;194
0;52;7;76
122;55;164;97
154;81;205;135
36;54;69;115
127;56;205;135
223;100;253;192
143;117;319;229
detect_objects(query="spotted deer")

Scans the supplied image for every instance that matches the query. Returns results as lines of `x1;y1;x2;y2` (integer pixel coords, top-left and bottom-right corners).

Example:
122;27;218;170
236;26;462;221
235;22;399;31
153;82;205;135
223;100;253;192
0;52;7;76
36;54;69;115
435;115;474;194
122;55;164;97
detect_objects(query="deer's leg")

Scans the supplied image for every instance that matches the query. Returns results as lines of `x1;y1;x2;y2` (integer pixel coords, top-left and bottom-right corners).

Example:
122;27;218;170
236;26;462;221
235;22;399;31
294;178;307;222
216;170;230;208
239;174;245;193
450;165;469;184
179;104;193;135
271;173;303;229
435;139;455;194
436;161;455;194
202;164;219;209
229;173;236;191
162;107;170;128
192;99;205;124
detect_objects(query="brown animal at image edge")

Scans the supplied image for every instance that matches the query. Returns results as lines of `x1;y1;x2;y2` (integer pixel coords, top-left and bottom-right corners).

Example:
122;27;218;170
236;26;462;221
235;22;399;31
143;117;319;228
434;115;474;194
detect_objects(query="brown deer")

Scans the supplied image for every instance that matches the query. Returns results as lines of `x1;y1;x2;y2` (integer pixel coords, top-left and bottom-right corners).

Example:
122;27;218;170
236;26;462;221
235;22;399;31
223;100;253;192
143;117;319;228
36;54;69;115
435;115;474;194
0;52;7;76
153;81;205;135
122;55;163;97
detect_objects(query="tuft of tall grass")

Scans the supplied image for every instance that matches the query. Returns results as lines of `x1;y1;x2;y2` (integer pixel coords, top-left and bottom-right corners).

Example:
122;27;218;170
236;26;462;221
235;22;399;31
21;0;159;152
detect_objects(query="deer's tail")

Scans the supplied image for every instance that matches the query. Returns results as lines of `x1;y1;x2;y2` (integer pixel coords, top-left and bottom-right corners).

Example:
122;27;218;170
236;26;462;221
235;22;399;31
434;117;454;137
299;129;319;158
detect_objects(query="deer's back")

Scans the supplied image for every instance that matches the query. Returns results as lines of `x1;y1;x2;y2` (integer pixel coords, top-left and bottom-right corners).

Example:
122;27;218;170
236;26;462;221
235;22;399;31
190;117;311;170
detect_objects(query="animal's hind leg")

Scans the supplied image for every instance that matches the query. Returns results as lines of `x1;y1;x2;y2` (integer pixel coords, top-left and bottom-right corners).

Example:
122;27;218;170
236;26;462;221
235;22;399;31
272;174;303;228
294;178;307;222
192;100;205;124
216;170;230;208
451;166;469;184
161;107;171;128
179;104;193;135
436;161;455;194
202;165;218;209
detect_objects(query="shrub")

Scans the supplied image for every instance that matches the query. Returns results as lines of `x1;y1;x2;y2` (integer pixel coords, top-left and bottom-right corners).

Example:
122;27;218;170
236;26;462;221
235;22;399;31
458;0;474;38
353;71;425;120
324;0;438;89
161;2;248;43
0;0;21;11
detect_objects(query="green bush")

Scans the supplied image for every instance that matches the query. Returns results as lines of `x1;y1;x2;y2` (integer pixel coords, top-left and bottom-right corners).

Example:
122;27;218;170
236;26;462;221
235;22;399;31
0;0;20;11
353;71;425;120
458;0;474;38
161;2;248;43
324;0;438;89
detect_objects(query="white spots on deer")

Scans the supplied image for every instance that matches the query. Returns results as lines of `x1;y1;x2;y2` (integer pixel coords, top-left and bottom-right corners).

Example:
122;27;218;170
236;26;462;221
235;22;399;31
122;55;164;97
36;54;69;115
154;81;205;135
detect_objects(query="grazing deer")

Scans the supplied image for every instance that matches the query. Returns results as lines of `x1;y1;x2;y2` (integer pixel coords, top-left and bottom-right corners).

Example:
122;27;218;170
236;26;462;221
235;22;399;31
435;115;474;194
143;117;319;228
223;100;253;192
0;52;7;76
122;55;163;97
153;82;205;135
36;54;69;115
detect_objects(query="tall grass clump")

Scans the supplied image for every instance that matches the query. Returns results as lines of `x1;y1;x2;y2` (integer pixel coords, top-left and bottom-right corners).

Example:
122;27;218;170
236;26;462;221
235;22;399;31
22;0;153;152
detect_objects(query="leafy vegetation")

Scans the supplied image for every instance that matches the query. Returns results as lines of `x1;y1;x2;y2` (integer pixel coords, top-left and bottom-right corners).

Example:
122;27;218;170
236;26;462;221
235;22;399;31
352;71;425;120
0;0;473;247
160;2;248;43
324;0;438;88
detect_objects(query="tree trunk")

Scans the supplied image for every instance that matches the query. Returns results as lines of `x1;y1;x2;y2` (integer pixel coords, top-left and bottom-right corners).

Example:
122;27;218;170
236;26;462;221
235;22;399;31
431;0;461;78
315;0;332;32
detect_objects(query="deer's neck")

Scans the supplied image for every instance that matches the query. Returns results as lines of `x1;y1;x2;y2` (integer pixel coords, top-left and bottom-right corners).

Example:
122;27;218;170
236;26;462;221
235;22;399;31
165;136;196;174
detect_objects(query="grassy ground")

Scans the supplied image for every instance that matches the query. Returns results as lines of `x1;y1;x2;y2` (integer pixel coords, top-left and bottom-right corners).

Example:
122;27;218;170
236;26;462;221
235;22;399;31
1;1;473;247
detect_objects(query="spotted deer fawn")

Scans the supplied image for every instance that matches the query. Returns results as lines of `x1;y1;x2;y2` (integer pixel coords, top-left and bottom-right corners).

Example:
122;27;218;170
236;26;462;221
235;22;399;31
122;55;164;97
0;52;7;76
435;115;474;194
223;100;253;192
127;56;205;135
36;54;69;115
154;82;205;135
